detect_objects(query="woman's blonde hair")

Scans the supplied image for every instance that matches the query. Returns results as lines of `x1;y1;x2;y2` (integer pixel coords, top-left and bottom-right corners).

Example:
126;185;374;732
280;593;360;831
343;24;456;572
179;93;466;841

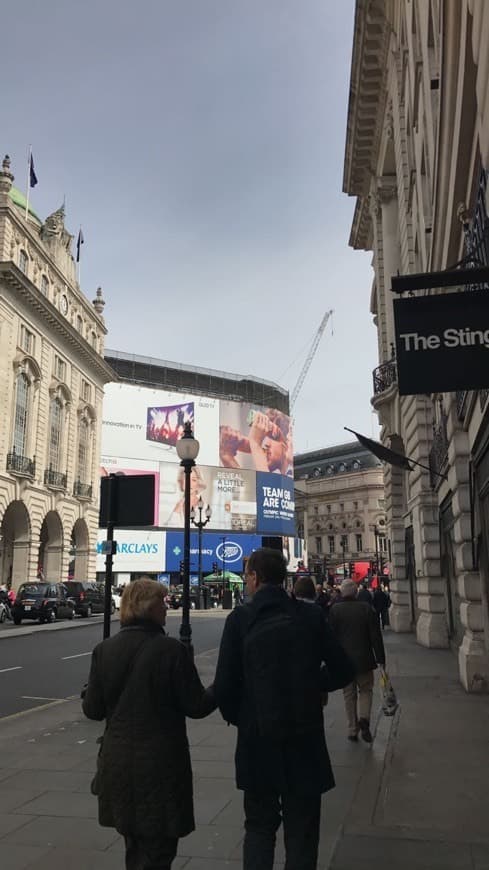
120;577;167;625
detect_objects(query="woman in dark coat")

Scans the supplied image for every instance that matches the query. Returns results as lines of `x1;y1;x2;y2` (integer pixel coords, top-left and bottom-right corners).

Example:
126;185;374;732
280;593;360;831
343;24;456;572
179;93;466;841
82;577;215;870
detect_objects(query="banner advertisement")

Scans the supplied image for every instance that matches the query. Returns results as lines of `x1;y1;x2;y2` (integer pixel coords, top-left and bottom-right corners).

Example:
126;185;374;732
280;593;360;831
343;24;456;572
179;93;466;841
219;401;293;478
158;463;256;532
394;289;489;395
96;530;166;573
255;472;295;536
165;531;262;573
102;383;220;466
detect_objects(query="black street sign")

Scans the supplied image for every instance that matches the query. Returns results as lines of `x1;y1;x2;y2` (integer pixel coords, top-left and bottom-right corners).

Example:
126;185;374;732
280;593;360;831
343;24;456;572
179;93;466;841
99;474;155;527
393;289;489;396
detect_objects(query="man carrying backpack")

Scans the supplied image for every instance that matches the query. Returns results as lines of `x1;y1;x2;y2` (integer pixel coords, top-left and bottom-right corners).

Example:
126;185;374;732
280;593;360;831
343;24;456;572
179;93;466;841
214;547;354;870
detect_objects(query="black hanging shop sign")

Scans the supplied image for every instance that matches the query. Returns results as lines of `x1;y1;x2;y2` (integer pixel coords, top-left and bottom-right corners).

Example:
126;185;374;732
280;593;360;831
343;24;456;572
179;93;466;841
393;287;489;396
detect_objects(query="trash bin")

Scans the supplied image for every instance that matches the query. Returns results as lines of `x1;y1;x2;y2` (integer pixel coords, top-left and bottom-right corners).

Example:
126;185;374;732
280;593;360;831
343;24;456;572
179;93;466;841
222;589;233;610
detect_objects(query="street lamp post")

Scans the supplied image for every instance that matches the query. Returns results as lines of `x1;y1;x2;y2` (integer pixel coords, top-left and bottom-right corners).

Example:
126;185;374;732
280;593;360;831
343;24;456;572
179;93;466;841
176;422;200;656
341;536;347;578
374;525;380;578
191;496;212;609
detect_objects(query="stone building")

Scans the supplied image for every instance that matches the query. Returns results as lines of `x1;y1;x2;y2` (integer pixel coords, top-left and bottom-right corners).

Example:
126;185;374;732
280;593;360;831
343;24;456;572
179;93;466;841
295;442;386;576
0;155;113;589
343;1;489;690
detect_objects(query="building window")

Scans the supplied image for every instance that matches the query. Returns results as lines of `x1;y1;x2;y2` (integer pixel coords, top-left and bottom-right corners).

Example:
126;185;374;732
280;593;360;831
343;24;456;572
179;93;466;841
77;314;83;333
339;462;346;472
327;504;331;514
297;523;304;539
20;325;34;355
13;372;30;455
40;275;49;296
341;534;348;550
326;465;334;475
77;416;90;482
356;534;363;552
81;379;91;402
18;249;28;274
90;331;97;349
378;499;385;508
353;501;358;510
352;460;360;469
314;506;318;515
54;355;66;381
315;537;322;554
340;503;344;512
328;535;335;554
379;535;388;553
48;396;63;471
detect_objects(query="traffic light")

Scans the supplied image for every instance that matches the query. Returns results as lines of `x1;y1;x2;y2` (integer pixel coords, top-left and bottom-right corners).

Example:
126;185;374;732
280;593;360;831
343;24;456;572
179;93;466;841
212;561;217;574
349;562;354;578
179;560;184;576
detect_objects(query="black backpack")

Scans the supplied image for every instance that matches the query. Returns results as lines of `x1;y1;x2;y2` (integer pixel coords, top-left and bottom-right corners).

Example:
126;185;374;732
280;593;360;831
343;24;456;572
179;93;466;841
242;598;320;738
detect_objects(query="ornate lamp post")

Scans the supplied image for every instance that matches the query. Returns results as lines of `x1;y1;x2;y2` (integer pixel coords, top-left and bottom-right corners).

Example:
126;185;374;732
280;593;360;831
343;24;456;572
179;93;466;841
176;422;200;655
191;496;212;608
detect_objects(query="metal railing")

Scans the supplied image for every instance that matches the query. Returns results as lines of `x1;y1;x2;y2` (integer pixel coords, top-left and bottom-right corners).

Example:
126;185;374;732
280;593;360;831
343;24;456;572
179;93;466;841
429;413;449;488
6;450;35;477
73;480;92;499
373;359;397;396
44;468;67;490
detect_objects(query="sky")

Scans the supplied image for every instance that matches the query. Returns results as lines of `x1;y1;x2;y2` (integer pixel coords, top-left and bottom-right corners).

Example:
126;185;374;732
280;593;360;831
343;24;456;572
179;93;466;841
3;0;377;454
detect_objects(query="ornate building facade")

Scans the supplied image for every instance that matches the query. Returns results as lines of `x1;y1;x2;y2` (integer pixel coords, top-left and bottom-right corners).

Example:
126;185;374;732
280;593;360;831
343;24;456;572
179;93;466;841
0;155;113;589
295;442;386;576
343;1;489;690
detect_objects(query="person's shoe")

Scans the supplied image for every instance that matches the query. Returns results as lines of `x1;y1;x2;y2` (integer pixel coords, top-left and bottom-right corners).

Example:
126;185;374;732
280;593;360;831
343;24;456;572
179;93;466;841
347;734;359;742
358;718;373;743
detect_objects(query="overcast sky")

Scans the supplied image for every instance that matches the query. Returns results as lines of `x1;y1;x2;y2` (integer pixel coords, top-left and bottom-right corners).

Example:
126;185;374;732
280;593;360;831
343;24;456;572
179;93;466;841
3;0;376;454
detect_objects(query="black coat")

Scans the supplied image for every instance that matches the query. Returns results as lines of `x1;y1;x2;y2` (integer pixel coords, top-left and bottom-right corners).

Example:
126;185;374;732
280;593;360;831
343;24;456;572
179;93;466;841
82;620;214;839
213;584;354;797
373;589;390;614
357;587;373;604
329;599;385;675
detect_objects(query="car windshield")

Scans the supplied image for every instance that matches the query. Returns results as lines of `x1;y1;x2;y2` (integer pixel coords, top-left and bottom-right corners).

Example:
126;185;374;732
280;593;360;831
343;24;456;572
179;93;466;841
18;584;49;598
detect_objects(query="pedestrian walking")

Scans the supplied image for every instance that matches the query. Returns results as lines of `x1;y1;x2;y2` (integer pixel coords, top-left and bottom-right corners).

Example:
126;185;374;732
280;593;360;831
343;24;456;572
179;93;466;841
82;577;215;870
356;582;373;604
214;548;354;870
373;586;391;629
329;579;385;744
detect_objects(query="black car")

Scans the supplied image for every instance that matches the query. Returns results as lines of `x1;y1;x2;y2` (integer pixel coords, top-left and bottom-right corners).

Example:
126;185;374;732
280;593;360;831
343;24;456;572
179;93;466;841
65;581;115;618
12;583;75;625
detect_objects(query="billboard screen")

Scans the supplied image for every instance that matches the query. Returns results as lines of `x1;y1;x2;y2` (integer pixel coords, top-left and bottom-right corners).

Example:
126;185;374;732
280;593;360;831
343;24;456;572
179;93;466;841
101;382;294;537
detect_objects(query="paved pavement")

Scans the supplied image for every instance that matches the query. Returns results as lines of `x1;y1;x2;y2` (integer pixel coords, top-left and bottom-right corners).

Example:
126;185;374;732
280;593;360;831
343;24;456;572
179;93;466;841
0;628;488;868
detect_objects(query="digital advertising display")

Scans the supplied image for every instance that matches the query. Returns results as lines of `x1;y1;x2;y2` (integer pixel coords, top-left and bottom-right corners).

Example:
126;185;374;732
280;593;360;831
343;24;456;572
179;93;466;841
101;382;295;545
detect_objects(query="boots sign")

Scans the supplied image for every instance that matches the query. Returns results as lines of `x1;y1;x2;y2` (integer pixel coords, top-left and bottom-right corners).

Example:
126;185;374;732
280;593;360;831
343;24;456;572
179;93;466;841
393;288;489;395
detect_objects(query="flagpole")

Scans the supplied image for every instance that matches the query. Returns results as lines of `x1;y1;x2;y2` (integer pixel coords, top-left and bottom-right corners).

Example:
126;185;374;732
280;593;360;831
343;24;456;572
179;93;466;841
25;145;32;220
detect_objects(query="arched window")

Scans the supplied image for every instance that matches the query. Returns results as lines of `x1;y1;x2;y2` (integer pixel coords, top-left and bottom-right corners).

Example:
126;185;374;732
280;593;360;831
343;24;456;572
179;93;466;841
77;416;90;483
13;372;30;456
41;275;49;296
48;395;63;471
18;250;28;274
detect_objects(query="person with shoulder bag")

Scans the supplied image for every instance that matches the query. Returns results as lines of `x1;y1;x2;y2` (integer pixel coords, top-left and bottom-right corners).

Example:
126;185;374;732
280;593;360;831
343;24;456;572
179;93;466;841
214;548;354;870
82;577;215;870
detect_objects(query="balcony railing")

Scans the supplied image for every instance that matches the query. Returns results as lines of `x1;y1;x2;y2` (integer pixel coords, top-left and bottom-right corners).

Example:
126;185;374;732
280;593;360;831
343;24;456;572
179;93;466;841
44;468;67;490
73;479;92;499
373;360;397;396
429;413;449;488
6;450;35;478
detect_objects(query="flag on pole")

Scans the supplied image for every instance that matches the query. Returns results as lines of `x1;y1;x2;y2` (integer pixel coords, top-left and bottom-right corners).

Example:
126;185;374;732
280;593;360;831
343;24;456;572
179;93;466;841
76;228;84;262
29;153;38;188
344;428;413;471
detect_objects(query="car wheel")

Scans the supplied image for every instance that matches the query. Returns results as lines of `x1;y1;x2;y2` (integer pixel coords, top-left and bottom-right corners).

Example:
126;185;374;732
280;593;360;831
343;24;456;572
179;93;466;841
0;610;6;623
47;609;56;623
68;608;74;620
13;617;21;625
86;604;92;618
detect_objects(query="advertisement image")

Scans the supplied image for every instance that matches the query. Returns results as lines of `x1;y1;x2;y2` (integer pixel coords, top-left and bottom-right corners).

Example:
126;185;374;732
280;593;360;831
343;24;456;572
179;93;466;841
96;530;166;574
101;383;220;467
165;531;262;573
256;472;295;536
146;401;194;448
158;462;256;533
219;401;293;478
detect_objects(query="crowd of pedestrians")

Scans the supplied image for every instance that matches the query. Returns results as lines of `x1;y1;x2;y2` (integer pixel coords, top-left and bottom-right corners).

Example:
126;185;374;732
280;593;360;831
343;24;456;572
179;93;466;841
82;552;392;870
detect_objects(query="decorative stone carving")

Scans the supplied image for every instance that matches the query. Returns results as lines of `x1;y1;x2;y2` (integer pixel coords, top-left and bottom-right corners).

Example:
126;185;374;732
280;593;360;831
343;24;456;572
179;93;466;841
92;286;106;316
0;154;14;194
41;206;73;252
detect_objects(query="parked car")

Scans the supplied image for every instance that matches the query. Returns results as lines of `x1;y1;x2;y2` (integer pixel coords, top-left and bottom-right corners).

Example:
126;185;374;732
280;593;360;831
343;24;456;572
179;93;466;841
65;581;116;618
168;585;198;610
12;583;75;625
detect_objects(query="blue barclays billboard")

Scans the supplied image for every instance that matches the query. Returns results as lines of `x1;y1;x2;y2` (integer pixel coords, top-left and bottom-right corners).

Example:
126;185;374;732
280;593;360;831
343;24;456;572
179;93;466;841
165;531;262;573
255;472;295;536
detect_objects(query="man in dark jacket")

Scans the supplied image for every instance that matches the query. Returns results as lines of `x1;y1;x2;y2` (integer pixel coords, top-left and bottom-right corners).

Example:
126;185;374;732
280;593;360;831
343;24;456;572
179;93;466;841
373;586;391;628
357;582;373;604
214;548;354;870
329;579;385;744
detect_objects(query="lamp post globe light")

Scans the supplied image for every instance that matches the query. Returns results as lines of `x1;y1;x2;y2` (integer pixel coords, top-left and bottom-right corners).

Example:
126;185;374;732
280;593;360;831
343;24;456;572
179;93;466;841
175;422;200;655
191;496;212;609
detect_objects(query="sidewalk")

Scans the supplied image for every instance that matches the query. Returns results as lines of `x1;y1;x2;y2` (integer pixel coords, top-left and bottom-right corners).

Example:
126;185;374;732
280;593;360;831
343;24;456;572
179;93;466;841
0;632;487;869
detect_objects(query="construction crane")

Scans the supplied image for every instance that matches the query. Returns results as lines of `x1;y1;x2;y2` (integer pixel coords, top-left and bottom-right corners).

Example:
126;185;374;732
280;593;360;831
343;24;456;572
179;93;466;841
290;309;333;410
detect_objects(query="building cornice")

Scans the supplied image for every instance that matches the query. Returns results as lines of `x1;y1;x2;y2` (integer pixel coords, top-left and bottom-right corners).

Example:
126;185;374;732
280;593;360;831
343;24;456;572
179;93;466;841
343;0;392;251
0;261;116;384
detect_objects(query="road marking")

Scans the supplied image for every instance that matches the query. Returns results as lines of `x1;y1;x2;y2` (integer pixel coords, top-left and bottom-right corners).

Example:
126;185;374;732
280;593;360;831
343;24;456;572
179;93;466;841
0;698;70;722
0;666;22;673
22;696;65;702
61;651;91;660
